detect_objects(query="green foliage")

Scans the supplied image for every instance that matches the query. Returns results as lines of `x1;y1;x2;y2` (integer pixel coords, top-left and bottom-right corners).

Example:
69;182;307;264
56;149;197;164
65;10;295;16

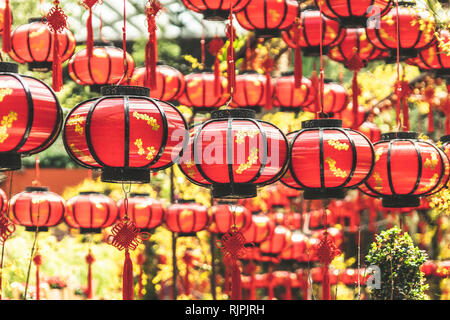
366;227;429;300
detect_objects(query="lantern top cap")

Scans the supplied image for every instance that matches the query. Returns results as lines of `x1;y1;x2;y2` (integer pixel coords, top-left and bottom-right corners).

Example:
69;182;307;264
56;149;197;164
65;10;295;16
211;109;256;119
25;186;50;192
302;119;342;129
78;191;103;195
440;135;450;144
281;71;294;77
130;193;151;197
101;85;150;97
381;132;418;141
177;199;196;203
0;62;19;73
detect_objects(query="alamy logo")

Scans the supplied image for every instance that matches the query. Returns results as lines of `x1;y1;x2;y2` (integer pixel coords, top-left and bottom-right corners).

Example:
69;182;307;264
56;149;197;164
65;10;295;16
366;5;382;29
366;265;381;289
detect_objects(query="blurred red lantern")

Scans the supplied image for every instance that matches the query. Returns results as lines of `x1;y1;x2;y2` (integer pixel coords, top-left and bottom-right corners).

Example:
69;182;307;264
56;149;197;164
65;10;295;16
0;62;63;171
280;232;307;262
282;8;344;56
315;0;392;28
363;132;450;207
435;261;450;278
417;29;449;81
117;193;165;232
68;45;135;91
65;191;118;233
235;0;299;38
178;109;289;199
366;3;436;60
128;63;185;101
165;200;210;236
231;71;267;113
8;18;76;72
242;214;275;245
177;72;229;113
0;188;7;214
358;121;381;143
303;79;348;116
338;104;367;128
208;202;252;234
273;72;314;112
284;119;374;199
420;260;437;277
259;225;291;257
63;86;188;184
181;0;250;20
9;186;65;232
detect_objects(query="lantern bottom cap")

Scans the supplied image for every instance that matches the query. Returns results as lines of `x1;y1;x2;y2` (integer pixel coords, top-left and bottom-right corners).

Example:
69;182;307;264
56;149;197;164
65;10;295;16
28;61;52;72
303;188;346;200
0;152;22;171
80;228;102;234
202;9;229;21
176;232;197;237
101;167;150;184
212;183;257;199
382;195;421;208
336;16;368;28
255;29;281;39
25;226;49;232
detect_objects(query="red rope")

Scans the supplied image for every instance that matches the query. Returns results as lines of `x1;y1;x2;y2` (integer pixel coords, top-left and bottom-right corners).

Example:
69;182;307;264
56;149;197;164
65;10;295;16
116;0;127;86
318;3;325;117
395;0;402;130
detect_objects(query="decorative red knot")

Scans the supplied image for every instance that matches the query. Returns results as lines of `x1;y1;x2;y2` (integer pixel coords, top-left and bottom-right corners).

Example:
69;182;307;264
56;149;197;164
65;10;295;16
216;227;250;260
0;215;15;244
314;237;341;265
262;58;274;73
45;4;68;33
107;220;151;251
80;0;102;9
396;80;412;100
146;0;163;32
137;253;146;266
85;253;95;265
33;253;42;266
345;53;366;72
207;36;224;55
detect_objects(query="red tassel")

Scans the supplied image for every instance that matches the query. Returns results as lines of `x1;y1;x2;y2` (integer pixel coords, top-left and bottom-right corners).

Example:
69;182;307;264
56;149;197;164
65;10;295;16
224;264;230;296
322;265;330;300
249;272;256;300
352;70;359;129
311;70;319;115
294;46;302;88
265;71;272;110
123;250;134;300
226;25;236;96
145;1;162;90
231;261;241;300
2;0;11;53
207;37;225;97
85;252;95;299
86;8;94;58
52;33;63;92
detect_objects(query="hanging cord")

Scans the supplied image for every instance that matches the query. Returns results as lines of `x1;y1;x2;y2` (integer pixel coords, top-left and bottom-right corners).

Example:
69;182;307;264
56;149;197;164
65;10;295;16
395;0;403;131
357;224;361;299
318;3;325;117
116;0;128;86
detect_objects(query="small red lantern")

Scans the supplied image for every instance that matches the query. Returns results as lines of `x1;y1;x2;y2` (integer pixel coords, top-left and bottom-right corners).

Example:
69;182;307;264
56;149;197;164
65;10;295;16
178;109;289;199
9;186;65;232
363;132;450;207
231;71;268;113
282;8;344;56
259;225;291;257
63;86;188;184
68;45;135;91
208;202;252;234
117;193;165;233
302;79;348;116
366;3;436;60
315;0;392;28
273;72;314;112
177;72;229;113
0;62;63;171
284;119;375;199
65;191;118;233
358;121;382;143
235;0;299;38
338;104;367;128
181;0;250;21
416;29;449;80
242;214;275;245
128;63;185;101
8;18;76;72
164;200;209;236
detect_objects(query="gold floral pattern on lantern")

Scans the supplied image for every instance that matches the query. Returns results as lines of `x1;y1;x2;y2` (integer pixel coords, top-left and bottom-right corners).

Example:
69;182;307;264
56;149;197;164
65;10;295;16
417;173;438;193
235;130;259;145
373;172;383;192
0;87;12;102
424;153;438;170
132;111;160;131
236;148;258;174
325;157;347;178
327;139;349;151
66;115;86;135
135;138;157;161
0;111;18;143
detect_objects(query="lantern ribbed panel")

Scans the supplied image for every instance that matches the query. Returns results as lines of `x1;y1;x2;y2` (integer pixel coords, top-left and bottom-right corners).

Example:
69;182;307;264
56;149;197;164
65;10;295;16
417;29;450;79
358;121;381;143
0;188;7;214
208;203;252;234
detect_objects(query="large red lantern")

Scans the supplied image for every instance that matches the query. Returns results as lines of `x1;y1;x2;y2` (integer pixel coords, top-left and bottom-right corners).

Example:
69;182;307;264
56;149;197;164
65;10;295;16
235;0;299;38
178;109;289;199
68;45;135;91
177;72;229;113
242;214;275;245
8;18;76;72
362;132;450;207
259;225;291;257
416;29;449;80
314;0;392;28
303;80;348;117
181;0;250;21
231;71;267;113
117;193;164;232
63;86;188;184
164;200;210;236
273;72;314;112
128;63;185;101
9;186;65;232
366;3;436;60
65;191;118;233
282;8;344;56
284;119;375;199
208;202;252;234
0;62;62;171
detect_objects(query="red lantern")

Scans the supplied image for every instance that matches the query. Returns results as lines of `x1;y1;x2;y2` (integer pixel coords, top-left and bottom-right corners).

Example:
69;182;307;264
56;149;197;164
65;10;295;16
365;3;436;60
128;63;185;101
358;121;381;143
315;0;392;28
280;232;307;262
259;225;291;257
417;29;449;80
165;200;209;236
242;214;275;245
117;193;165;233
68;45;135;91
178;109;289;199
65;191;118;233
338;104;367;128
235;0;299;38
208;202;252;234
181;0;250;20
8;18;76;72
284;119;375;199
177;72;229;113
362;132;450;207
302;80;348;116
9;186;65;232
231;71;268;113
63;86;188;184
0;62;63;171
282;8;344;56
273;72;314;112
